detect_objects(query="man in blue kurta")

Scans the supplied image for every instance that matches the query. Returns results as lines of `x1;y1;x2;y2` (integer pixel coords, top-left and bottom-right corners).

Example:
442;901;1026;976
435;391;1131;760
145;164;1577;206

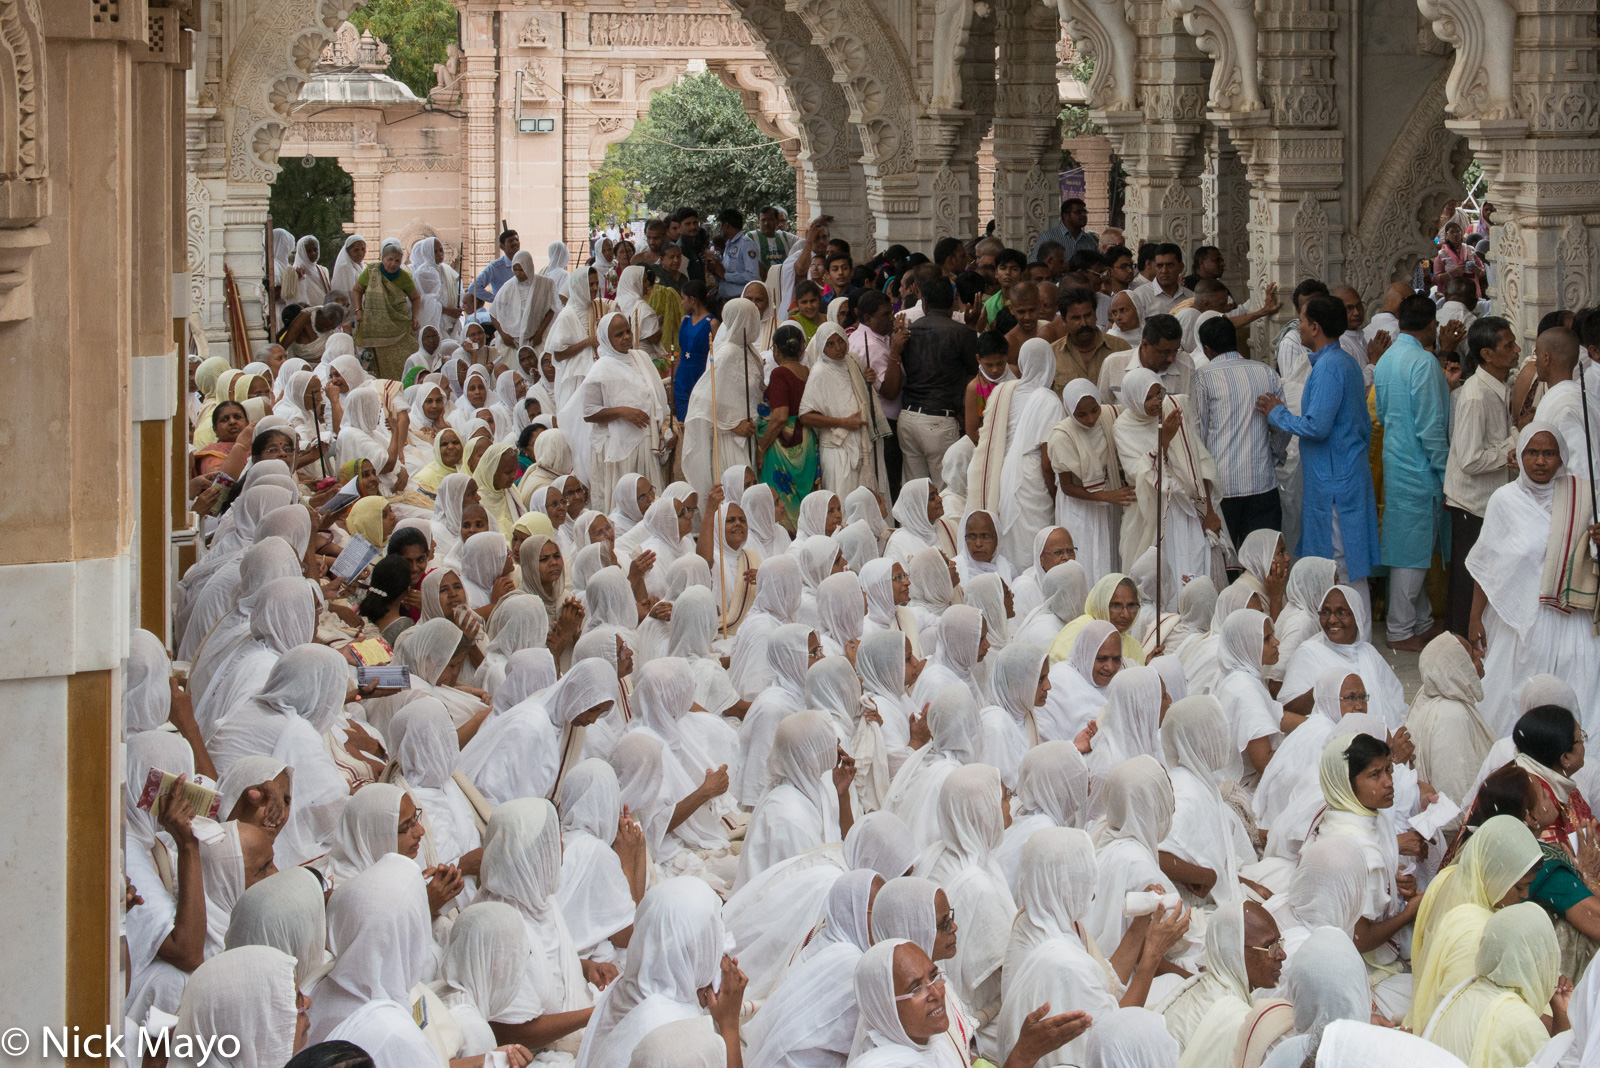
1373;294;1453;650
1257;292;1381;616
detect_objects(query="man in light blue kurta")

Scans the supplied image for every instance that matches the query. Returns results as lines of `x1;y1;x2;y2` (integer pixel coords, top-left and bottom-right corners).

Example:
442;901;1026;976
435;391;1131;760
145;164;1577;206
1373;294;1453;649
1257;293;1381;615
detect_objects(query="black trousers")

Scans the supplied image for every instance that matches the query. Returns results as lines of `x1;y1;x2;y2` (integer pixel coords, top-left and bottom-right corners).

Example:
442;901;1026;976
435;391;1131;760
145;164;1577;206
1220;490;1284;551
1446;505;1483;636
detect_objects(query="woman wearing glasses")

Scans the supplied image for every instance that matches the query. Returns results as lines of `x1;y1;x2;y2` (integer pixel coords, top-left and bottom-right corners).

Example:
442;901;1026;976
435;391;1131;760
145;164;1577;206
1275;584;1408;731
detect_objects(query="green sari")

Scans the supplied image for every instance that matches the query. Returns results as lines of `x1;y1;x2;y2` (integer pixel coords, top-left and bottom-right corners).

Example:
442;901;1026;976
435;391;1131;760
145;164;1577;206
757;364;819;529
354;265;418;380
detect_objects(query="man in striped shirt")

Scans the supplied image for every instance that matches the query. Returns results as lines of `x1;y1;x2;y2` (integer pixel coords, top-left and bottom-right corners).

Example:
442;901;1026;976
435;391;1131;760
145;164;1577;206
1192;316;1290;547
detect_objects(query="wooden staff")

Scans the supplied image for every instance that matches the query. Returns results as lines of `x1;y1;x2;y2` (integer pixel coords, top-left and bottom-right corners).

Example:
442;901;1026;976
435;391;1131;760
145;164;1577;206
709;348;728;640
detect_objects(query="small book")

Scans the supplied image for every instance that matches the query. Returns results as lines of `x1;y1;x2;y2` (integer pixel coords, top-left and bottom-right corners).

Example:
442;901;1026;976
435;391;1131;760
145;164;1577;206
357;663;411;689
135;767;222;822
317;477;362;516
330;534;379;581
346;638;393;666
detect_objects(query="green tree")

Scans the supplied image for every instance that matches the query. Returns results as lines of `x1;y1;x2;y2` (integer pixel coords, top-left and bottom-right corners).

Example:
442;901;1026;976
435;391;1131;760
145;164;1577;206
350;0;458;99
594;71;795;221
269;156;354;290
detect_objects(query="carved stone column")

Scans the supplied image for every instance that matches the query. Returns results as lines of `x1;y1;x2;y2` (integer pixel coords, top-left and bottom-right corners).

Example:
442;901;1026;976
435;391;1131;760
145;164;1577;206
992;0;1062;249
1419;0;1600;344
1200;127;1251;297
1165;0;1344;354
461;8;500;280
347;162;383;243
1064;134;1114;229
1064;0;1208;247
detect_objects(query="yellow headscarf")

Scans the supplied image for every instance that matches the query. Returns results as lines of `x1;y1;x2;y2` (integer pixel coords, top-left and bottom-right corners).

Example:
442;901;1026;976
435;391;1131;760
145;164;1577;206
346;496;388;548
1406;815;1544;1030
1425;902;1558;1068
413;427;464;495
512;511;555;543
1317;732;1374;818
1048;572;1146;665
648;283;683;357
473;441;521;538
194;356;230;399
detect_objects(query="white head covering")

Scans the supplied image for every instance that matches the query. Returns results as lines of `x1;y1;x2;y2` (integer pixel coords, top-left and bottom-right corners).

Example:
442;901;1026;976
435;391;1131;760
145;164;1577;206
629;1019;727;1068
317;782;404;889
439;901;530;1028
816;570;865;656
845;811;920;879
1285;926;1371;1047
307;852;434;1043
1085;1007;1180;1068
848;939;924;1059
891;478;939;548
492;248;561;343
575;877;727;1068
125;629;174;735
224;866;328;989
170;945;298;1068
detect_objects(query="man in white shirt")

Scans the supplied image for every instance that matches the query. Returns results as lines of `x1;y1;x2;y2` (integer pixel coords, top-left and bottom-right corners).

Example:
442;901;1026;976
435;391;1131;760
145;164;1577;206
1131;242;1193;319
1330;285;1374;388
1444;315;1521;634
1099;313;1192;404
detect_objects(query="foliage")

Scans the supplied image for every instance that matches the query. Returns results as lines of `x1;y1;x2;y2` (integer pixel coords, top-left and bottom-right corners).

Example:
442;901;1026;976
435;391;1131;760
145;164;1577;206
590;173;633;230
269;157;355;280
350;0;459;99
592;71;796;223
1060;53;1100;141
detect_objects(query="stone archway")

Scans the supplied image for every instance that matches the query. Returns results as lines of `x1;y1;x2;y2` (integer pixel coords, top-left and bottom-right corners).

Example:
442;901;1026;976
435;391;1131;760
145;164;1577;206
188;0;371;341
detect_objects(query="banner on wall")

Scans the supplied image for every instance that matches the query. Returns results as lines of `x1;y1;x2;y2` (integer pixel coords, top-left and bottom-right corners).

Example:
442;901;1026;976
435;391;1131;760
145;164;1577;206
1058;167;1086;202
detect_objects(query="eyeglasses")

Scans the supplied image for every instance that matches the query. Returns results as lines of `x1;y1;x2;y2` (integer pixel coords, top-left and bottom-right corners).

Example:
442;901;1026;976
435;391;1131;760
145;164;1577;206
1340;691;1370;702
936;909;957;934
893;967;947;1002
398;807;426;835
1247;936;1285;956
1318;607;1355;621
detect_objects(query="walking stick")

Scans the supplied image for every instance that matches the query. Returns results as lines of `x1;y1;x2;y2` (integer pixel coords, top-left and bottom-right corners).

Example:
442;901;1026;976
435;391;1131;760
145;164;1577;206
1155;397;1164;638
1580;359;1599;523
709;347;729;641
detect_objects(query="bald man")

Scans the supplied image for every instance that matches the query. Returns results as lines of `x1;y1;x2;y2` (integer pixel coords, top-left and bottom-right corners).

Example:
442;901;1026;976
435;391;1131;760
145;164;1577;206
1364;280;1412;348
1330;285;1374;385
1534;326;1600;479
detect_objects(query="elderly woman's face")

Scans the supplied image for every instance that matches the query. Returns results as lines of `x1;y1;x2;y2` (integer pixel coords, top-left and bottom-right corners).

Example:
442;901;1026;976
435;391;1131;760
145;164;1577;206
1093;632;1124;687
893;942;949;1043
674;498;695;538
466;323;485;347
563;481;586;516
494;447;519;489
746;285;770;315
246;375;271;400
589;514;614;548
349;240;366;263
512;263;529;282
459;504;490;540
544;486;568;525
636;481;655;514
825;494;843;534
1319;589;1358;645
1108;580;1139;632
608;316;634;351
539;540;563;586
891;563;910;605
466;377;488;408
437;569;467;613
381;248;402;273
1142;383;1165;418
964;512;997;562
438;430;463;467
357;461;379;498
723;504;748;549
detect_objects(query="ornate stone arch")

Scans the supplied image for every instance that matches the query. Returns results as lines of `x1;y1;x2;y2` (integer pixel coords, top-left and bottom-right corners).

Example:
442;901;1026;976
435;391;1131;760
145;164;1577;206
217;0;371;183
1344;65;1468;309
0;0;47;322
